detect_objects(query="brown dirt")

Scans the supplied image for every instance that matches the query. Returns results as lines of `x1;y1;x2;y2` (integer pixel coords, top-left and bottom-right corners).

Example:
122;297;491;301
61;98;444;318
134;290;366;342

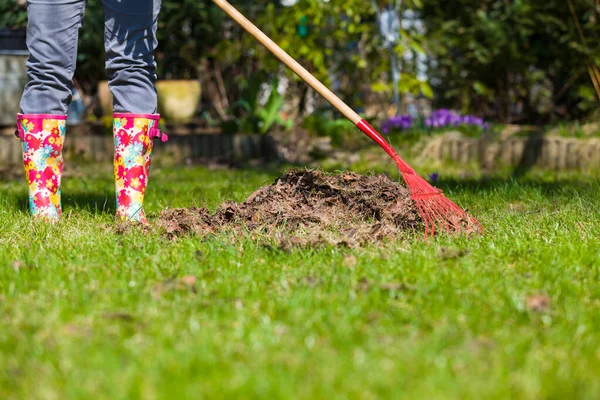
526;294;551;313
157;169;421;248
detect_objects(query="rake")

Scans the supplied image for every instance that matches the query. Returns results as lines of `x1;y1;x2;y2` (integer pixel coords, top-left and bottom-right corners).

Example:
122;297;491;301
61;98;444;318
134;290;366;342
213;0;483;238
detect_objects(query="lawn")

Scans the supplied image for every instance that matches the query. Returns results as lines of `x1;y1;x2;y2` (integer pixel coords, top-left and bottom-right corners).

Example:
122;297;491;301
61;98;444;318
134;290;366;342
1;158;600;399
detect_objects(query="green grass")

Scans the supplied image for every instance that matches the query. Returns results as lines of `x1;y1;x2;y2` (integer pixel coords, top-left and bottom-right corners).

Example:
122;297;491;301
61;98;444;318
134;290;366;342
2;160;600;399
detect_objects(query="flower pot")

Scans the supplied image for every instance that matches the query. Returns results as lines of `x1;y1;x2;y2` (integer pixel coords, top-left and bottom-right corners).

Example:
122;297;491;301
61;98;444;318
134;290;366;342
156;80;201;123
97;79;201;123
97;80;112;117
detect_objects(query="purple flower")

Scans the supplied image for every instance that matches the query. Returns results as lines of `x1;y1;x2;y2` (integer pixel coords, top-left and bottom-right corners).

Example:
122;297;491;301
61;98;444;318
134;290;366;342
381;122;391;134
429;172;439;184
380;108;488;136
381;114;413;133
425;109;488;131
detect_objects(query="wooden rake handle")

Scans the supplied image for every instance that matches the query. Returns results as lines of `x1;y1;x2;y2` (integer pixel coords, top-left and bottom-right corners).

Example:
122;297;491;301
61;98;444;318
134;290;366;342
211;0;361;124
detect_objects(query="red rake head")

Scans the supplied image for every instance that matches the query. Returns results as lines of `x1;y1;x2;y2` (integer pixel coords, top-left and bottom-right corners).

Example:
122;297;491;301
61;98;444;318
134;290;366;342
354;118;483;238
402;173;483;238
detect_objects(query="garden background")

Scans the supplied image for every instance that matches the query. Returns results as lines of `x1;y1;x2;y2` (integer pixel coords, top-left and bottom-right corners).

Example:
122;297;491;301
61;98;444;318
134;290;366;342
3;0;600;142
2;1;600;399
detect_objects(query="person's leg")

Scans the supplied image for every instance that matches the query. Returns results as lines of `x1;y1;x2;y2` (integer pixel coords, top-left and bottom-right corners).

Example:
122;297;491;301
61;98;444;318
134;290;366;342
17;0;86;219
103;0;160;114
103;0;166;223
20;0;86;114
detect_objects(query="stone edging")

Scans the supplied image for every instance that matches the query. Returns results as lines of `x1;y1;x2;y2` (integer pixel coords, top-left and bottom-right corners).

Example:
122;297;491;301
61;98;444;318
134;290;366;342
4;130;599;171
0;133;278;166
417;133;600;170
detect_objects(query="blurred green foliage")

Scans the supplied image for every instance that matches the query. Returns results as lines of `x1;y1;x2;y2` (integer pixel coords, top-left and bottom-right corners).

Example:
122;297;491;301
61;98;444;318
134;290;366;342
422;0;600;123
223;75;292;134
0;0;27;28
1;0;600;125
302;111;357;147
230;0;431;106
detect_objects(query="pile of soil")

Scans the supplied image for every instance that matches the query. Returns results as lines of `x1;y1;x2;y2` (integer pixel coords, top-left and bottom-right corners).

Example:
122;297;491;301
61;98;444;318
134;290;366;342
157;169;421;248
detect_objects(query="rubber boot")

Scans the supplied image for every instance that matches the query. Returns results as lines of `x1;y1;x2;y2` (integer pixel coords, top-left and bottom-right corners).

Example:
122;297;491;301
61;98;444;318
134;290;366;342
16;114;66;220
113;113;167;224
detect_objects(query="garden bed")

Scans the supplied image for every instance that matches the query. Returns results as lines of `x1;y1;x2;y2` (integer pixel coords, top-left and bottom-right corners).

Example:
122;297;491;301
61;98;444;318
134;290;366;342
4;122;600;172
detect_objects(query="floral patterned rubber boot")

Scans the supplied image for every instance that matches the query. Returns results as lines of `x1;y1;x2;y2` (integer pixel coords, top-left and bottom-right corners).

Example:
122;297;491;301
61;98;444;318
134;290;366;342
113;113;167;224
16;114;66;220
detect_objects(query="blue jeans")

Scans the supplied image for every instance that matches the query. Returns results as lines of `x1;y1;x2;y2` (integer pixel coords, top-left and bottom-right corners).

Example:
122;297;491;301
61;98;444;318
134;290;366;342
20;0;161;115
